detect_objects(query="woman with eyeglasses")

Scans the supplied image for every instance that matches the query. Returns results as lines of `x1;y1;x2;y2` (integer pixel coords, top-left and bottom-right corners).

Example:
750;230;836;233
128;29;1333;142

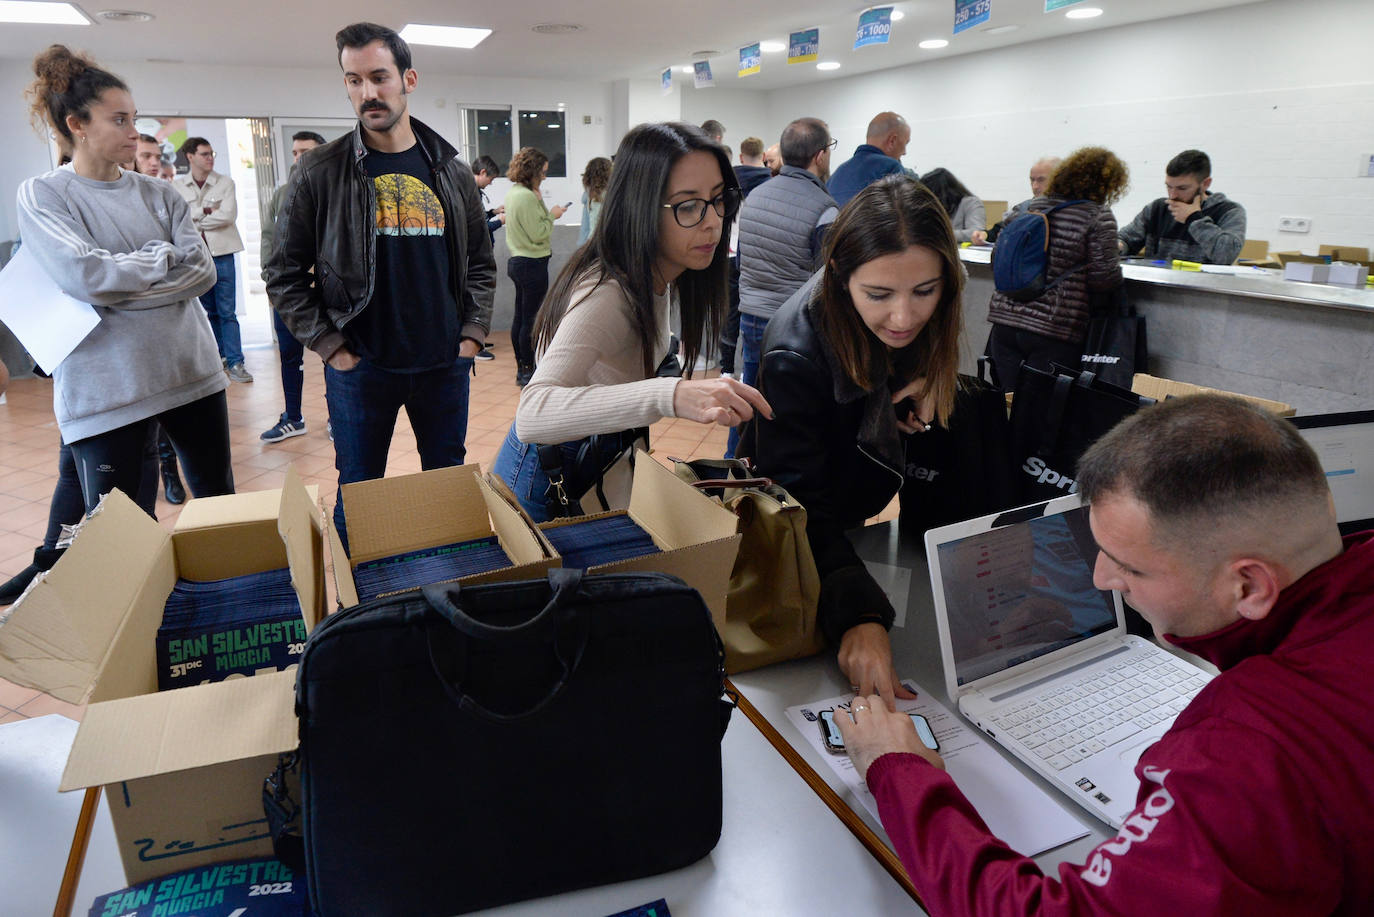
491;122;771;521
738;175;964;708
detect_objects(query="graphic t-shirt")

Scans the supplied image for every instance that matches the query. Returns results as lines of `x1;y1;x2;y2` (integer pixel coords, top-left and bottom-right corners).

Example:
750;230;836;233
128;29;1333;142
346;143;459;371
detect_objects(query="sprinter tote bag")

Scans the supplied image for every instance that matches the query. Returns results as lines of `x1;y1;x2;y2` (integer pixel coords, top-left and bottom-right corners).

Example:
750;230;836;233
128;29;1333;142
1008;365;1154;504
293;568;732;917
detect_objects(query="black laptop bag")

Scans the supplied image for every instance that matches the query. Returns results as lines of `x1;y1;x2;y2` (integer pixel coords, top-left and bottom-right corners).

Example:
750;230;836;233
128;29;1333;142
293;568;732;917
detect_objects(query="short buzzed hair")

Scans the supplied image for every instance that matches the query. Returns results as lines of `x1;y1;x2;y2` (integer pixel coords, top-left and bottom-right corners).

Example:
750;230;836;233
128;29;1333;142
292;130;326;145
1077;395;1328;536
138;133;158;145
700;119;726;140
1166;149;1211;180
866;111;907;142
739;136;764;158
780;117;829;169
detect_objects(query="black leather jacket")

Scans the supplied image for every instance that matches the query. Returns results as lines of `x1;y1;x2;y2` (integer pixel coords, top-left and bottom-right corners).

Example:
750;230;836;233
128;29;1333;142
263;117;495;361
738;273;904;644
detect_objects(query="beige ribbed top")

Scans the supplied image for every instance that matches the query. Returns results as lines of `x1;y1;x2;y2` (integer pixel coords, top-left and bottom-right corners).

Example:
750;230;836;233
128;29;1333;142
514;275;681;444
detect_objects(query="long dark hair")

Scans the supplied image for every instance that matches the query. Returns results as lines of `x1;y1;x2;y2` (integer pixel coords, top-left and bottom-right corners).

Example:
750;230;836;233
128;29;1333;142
817;175;964;425
533;122;737;378
919;167;974;219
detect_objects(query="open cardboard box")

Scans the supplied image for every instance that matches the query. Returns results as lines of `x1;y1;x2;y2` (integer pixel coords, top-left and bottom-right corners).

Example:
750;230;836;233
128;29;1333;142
0;469;324;884
331;463;556;608
536;454;742;625
1131;373;1295;417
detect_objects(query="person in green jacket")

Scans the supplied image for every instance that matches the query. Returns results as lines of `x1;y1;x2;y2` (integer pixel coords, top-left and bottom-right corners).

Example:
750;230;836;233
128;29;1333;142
505;146;568;385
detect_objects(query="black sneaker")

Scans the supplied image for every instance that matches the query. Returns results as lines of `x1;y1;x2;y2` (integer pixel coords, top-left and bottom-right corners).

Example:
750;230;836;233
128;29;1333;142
475;347;495;362
261;414;306;442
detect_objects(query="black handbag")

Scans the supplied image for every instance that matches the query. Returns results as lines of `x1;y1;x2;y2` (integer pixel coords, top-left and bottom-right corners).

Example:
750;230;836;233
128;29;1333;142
898;365;1020;533
1080;288;1148;389
285;568;733;917
538;427;649;518
1008;364;1154;504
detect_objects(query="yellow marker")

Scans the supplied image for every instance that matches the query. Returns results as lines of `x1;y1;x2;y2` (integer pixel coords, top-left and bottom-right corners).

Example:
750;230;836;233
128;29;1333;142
1172;259;1202;271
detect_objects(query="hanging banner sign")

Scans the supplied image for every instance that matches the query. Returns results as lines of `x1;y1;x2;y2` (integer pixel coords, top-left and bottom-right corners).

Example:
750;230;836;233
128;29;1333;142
954;0;992;34
739;43;761;77
1045;0;1085;10
788;28;819;64
855;8;894;49
660;67;672;95
693;60;714;88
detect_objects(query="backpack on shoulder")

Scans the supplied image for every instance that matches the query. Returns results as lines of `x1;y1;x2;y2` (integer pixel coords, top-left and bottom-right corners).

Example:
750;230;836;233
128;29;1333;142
992;200;1090;301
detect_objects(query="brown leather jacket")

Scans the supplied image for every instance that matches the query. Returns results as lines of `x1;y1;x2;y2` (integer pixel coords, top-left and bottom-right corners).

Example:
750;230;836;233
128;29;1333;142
987;197;1121;343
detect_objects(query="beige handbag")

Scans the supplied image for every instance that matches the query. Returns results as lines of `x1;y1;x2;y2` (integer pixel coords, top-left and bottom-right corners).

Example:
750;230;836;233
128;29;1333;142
673;458;823;673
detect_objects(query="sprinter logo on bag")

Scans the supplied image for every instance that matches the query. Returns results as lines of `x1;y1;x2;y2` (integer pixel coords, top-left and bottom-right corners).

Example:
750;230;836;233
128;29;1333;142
1022;456;1077;491
1082;353;1122;365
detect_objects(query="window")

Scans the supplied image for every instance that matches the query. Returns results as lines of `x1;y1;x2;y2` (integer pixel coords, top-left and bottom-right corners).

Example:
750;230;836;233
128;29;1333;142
461;106;512;173
518;109;567;178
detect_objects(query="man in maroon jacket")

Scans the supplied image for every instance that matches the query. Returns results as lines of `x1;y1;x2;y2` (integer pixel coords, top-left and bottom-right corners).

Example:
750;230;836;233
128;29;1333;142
839;394;1374;916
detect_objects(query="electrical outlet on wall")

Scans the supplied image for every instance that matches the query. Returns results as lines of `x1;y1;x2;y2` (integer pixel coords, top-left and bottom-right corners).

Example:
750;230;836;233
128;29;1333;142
1278;217;1312;233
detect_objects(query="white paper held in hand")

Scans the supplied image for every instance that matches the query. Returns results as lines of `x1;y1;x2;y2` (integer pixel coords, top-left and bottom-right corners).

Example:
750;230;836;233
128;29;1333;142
0;247;101;373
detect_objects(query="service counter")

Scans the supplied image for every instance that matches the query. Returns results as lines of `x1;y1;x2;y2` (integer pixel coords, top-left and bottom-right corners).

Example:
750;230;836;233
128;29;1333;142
958;249;1374;413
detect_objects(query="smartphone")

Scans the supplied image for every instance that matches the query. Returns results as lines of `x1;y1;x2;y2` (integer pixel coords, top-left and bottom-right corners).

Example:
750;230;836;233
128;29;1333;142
818;709;939;754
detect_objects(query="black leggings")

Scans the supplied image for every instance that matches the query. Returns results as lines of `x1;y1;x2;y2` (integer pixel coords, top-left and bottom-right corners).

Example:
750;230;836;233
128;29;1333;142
68;391;234;513
988;323;1084;394
507;255;550;368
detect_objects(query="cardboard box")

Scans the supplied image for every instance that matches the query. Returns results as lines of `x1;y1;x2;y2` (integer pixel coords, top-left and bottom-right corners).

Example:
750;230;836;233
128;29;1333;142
1131;374;1295;417
331;463;557;608
0;469;324;884
1283;261;1330;283
537;455;742;624
1327;262;1370;286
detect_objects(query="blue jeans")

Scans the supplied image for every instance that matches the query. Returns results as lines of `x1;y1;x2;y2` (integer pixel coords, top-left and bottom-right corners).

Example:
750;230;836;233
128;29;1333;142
201;254;243;365
325;354;475;550
490;424;633;523
726;312;768;458
272;308;305;421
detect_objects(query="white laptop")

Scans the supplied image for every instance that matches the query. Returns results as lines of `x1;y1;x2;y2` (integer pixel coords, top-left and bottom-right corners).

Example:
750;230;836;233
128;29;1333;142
924;493;1212;828
1290;410;1374;536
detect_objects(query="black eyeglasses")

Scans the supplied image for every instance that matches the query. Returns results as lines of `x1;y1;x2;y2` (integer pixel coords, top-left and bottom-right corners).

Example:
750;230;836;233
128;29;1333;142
662;187;742;228
819;139;838;155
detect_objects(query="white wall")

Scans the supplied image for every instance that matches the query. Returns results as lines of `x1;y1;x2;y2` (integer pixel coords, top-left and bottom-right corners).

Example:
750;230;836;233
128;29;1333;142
764;0;1374;254
0;59;61;242
680;88;772;152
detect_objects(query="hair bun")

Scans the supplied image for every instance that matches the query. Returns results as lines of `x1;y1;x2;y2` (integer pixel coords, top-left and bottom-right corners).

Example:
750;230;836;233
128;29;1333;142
33;44;90;95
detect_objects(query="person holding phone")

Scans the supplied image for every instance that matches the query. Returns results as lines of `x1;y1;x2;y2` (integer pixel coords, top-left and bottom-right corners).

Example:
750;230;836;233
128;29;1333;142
491;122;770;521
18;44;234;515
739;175;963;708
504;146;568;386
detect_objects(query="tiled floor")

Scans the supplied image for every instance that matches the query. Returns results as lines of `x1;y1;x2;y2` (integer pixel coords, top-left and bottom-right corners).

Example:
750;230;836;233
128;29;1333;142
0;331;896;724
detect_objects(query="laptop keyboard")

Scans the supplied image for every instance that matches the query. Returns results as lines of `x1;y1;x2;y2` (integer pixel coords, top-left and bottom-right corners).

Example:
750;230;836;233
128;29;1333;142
988;653;1210;771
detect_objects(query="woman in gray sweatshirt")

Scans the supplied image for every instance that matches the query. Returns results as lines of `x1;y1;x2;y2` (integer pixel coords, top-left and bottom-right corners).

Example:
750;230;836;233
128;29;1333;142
17;45;234;510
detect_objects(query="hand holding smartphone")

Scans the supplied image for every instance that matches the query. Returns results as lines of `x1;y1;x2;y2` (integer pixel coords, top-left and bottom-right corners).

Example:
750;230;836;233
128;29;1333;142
819;708;939;754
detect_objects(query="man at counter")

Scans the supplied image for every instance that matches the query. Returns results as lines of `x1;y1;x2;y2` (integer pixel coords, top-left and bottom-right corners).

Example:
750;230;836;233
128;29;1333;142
837;394;1374;916
827;111;911;208
1117;149;1246;264
986;155;1061;243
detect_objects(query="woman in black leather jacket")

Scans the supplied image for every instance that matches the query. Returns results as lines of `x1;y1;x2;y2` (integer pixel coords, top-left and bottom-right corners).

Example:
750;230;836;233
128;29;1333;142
739;176;964;707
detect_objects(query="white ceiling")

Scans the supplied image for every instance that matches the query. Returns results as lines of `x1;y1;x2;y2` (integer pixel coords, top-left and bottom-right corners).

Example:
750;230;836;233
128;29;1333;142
2;0;1266;89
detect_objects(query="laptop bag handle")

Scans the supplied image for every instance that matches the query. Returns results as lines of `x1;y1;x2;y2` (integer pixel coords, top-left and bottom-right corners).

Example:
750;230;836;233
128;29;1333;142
421;569;591;722
422;567;585;644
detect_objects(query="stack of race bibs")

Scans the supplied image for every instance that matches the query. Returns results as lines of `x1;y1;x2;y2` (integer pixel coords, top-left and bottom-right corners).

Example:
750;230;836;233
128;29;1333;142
352;535;512;601
156;567;304;692
542;513;661;569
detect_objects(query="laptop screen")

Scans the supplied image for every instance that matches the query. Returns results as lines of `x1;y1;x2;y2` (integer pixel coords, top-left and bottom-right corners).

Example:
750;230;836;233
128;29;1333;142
934;505;1118;686
1291;411;1374;535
